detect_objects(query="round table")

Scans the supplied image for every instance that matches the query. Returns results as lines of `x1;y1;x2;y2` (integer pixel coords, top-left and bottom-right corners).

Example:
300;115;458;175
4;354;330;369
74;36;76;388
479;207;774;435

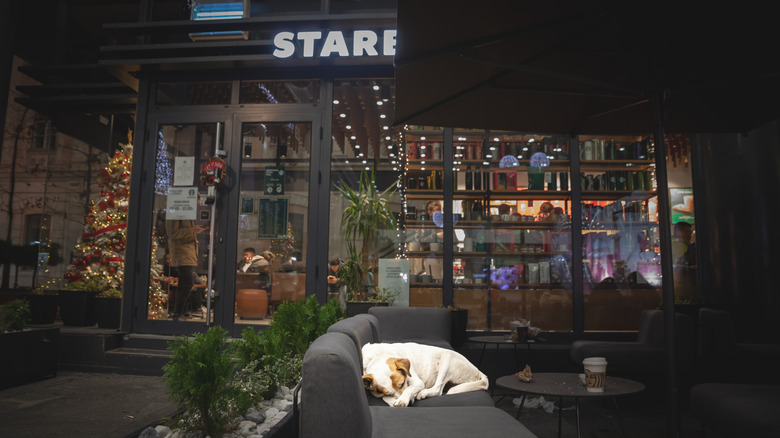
496;372;645;438
468;335;542;369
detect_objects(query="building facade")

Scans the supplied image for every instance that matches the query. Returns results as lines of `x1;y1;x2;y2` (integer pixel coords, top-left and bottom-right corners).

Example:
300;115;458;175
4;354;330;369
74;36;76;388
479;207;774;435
4;1;779;341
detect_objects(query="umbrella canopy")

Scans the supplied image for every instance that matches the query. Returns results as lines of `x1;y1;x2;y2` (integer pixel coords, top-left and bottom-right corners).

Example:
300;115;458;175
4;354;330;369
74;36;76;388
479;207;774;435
394;1;780;135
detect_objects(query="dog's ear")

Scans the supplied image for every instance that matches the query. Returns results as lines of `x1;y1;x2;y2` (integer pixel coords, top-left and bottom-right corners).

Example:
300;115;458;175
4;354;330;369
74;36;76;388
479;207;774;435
394;358;412;378
362;374;376;390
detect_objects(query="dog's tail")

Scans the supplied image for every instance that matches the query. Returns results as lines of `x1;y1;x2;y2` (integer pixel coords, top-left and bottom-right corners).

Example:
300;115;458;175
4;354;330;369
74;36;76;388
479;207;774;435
446;371;489;394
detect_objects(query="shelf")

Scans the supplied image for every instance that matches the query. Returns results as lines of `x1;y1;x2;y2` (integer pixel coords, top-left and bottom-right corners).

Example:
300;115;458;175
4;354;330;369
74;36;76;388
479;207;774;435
579;160;655;172
581;190;656;201
449;284;568;290
404;190;444;199
490;251;569;257
489;190;572;200
406;251;443;256
489;285;566;290
404;220;564;229
453;159;571;170
582;221;658;230
407;161;443;170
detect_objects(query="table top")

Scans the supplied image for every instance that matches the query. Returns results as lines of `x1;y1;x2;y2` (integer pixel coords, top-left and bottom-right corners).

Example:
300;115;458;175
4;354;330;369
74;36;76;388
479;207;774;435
468;335;542;344
496;372;645;398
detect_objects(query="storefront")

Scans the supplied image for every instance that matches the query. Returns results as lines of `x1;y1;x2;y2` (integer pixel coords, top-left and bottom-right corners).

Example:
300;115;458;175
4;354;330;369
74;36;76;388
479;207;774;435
112;2;694;338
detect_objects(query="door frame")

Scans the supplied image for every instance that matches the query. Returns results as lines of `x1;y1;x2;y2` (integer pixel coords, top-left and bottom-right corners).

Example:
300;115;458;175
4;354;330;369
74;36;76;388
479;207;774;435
124;98;328;335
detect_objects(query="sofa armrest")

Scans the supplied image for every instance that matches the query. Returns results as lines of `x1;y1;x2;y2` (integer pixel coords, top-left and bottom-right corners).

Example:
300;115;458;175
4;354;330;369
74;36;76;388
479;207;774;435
301;332;372;438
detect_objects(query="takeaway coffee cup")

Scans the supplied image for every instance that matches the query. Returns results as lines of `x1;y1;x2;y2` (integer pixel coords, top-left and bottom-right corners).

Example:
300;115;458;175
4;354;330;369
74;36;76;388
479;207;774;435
583;357;607;392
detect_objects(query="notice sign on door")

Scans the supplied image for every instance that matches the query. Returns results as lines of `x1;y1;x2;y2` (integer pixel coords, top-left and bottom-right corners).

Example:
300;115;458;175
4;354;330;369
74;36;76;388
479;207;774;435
378;258;410;307
173;156;195;186
166;187;198;220
264;167;285;195
257;197;289;239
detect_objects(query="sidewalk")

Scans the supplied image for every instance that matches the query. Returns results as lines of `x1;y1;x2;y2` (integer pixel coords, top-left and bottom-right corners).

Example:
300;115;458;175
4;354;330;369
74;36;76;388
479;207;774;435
0;371;178;438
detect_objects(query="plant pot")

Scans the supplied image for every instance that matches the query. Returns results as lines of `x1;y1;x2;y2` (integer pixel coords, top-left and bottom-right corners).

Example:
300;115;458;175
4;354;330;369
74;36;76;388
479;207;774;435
25;293;59;324
450;308;468;348
0;327;59;390
58;290;97;327
236;289;268;319
346;301;388;317
95;296;122;329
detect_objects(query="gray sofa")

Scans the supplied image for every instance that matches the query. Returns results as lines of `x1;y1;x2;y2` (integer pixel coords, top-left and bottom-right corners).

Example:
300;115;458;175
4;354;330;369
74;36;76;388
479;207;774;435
300;307;537;438
569;309;696;377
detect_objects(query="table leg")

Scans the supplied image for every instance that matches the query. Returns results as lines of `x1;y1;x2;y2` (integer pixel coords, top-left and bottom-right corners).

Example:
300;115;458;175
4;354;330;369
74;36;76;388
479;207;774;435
612;396;627;438
558;396;563;438
575;397;581;438
513;343;520;370
478;343;487;368
525;342;533;368
515;392;527;419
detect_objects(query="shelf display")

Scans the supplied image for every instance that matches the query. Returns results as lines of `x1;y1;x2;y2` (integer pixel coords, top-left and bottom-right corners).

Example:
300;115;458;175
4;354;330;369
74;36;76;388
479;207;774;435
578;136;661;331
399;129;662;333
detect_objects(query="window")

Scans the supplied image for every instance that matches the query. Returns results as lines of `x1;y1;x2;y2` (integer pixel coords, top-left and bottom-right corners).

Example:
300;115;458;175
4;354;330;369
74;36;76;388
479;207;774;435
32;120;55;149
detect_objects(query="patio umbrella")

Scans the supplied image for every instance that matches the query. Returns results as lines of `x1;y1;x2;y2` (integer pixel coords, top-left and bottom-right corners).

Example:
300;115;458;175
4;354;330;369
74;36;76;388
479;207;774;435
394;1;780;135
393;1;780;436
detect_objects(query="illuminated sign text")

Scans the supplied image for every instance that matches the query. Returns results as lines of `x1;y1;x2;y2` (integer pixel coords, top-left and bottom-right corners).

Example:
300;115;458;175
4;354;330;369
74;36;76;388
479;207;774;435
273;29;396;59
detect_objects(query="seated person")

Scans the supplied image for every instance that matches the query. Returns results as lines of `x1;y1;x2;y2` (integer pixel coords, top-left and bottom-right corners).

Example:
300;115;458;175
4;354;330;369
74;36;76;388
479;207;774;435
255;250;274;290
237;247;266;273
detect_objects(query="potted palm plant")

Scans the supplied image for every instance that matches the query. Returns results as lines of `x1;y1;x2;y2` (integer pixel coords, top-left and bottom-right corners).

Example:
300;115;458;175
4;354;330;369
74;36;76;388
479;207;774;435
336;168;397;315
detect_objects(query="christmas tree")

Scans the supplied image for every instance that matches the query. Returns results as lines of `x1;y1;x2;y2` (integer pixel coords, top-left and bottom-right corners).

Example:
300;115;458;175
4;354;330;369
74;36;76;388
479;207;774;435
63;145;132;296
147;233;167;319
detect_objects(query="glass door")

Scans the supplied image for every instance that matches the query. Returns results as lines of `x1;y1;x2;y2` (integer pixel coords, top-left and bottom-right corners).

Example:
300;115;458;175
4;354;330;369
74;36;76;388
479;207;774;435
143;121;227;330
231;120;313;328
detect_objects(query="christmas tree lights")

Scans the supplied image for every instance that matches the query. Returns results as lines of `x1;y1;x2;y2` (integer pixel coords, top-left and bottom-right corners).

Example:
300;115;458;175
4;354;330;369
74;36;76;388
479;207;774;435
63;145;132;296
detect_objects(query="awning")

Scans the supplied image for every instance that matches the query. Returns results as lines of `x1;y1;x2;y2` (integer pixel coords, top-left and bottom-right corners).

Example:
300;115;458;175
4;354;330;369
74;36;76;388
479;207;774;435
394;0;780;135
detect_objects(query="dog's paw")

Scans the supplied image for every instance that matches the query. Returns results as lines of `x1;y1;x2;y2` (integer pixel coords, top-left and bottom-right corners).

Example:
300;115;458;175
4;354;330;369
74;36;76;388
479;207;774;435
393;398;409;407
416;389;432;400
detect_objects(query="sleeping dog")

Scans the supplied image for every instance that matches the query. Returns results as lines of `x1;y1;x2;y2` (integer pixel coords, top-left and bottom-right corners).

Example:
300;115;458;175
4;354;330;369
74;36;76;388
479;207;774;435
362;342;489;407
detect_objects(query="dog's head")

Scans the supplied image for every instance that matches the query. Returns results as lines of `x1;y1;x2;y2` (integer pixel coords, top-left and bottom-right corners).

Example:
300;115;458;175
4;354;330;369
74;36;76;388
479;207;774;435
362;357;412;398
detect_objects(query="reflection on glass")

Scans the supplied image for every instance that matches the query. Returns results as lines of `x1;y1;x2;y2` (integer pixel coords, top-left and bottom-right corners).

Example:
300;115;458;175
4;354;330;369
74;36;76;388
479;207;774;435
239;80;320;104
579;135;661;331
235;122;310;326
426;130;574;332
329;79;399;306
147;123;221;321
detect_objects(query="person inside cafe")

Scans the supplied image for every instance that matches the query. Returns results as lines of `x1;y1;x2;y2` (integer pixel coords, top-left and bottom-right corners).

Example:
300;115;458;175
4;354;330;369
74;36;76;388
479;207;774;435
237;247;267;273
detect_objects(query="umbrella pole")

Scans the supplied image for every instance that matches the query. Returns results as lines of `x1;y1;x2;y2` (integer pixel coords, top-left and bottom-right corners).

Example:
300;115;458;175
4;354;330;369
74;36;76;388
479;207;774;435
650;90;680;437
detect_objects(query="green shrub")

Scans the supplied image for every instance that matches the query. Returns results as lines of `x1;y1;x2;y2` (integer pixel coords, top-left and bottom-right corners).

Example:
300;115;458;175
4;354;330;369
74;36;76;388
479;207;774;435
162;327;255;437
0;299;31;333
232;296;343;398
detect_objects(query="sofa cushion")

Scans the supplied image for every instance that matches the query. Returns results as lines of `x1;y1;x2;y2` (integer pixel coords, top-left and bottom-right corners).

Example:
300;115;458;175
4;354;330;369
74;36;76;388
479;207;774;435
369;307;452;348
370;406;537;437
327;316;375;361
301;332;372;438
690;383;780;437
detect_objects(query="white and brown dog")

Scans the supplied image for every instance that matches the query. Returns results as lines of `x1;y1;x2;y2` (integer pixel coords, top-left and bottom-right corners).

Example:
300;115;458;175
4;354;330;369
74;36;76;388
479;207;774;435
361;342;489;407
